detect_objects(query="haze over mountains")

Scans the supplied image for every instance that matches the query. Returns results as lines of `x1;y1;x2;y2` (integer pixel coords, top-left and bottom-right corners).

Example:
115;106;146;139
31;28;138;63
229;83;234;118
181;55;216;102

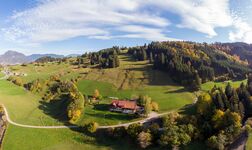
0;50;80;65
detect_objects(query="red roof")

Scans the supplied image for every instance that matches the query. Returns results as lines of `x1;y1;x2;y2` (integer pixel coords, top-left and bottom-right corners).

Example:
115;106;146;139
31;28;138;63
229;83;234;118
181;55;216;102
111;100;137;110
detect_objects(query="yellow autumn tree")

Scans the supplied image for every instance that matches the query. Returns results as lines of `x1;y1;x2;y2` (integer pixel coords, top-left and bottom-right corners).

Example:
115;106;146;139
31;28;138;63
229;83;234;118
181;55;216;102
151;101;159;112
212;109;225;129
196;93;212;116
93;89;100;99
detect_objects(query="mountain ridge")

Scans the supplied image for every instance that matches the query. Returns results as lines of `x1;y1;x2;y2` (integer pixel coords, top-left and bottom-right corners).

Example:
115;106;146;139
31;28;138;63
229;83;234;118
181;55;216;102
0;50;65;65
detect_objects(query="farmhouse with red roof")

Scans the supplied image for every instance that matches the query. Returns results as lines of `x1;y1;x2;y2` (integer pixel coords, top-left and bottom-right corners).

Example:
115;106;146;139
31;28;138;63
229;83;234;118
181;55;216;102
110;100;143;114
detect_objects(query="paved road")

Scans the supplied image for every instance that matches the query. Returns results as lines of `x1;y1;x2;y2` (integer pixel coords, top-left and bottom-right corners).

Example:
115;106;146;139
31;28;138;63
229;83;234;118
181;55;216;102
1;104;172;129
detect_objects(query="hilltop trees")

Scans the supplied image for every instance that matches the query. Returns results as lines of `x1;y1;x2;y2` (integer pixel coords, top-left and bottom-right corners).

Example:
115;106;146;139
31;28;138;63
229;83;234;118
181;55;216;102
89;46;120;68
127;41;250;91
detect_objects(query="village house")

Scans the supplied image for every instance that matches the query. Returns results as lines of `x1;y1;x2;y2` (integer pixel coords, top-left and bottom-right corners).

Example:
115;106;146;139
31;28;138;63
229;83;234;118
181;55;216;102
110;100;143;114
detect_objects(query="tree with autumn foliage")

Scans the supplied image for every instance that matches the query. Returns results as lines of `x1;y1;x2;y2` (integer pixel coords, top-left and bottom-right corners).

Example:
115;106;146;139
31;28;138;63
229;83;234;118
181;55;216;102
93;89;100;99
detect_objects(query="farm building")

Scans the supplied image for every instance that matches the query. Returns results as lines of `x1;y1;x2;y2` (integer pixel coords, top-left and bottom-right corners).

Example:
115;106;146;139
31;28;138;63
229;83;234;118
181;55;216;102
110;100;143;114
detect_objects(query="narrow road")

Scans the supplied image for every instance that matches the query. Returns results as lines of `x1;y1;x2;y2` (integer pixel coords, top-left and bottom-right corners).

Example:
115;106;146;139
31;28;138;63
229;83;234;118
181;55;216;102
1;104;172;129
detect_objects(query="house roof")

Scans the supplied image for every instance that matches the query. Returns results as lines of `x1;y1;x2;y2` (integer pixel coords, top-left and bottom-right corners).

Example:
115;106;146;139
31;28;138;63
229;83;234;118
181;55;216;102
111;100;138;110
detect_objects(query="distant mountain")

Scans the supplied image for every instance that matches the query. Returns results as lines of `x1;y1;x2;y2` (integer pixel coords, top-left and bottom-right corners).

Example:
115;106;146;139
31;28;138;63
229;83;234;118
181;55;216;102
66;54;81;57
0;50;65;65
27;54;64;62
0;50;29;65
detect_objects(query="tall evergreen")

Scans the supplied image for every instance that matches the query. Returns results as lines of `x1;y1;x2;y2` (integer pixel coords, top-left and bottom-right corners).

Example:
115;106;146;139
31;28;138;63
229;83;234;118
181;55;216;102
225;82;233;99
149;52;154;63
216;92;224;110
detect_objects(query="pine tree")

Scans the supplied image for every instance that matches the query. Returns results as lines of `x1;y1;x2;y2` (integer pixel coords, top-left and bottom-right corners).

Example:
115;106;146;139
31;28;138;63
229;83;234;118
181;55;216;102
142;49;147;61
231;90;239;112
225;82;233;99
161;53;165;65
238;102;245;118
192;72;201;91
216;92;224;110
115;55;120;67
221;89;230;109
149;52;154;63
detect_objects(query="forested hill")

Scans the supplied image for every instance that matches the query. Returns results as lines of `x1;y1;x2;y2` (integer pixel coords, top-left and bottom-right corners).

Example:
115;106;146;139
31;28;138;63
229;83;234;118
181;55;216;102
212;42;252;66
127;41;251;90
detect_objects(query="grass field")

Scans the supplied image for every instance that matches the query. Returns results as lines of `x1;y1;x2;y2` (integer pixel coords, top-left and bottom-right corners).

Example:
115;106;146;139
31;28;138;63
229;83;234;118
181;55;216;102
9;63;80;83
0;72;4;78
3;124;139;150
0;80;62;126
201;79;247;92
77;80;194;112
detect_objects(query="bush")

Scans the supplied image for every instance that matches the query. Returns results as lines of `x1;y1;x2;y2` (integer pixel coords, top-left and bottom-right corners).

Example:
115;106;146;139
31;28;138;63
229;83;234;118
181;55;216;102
207;132;226;150
8;76;23;86
85;122;99;133
137;131;152;149
151;101;159;112
127;123;143;139
113;126;127;138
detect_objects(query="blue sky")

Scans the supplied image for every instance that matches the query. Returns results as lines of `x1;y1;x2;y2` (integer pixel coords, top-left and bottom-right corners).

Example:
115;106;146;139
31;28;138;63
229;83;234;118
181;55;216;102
0;0;252;55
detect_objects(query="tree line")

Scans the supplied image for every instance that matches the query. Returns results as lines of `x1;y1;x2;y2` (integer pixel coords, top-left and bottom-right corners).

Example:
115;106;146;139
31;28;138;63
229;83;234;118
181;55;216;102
87;46;120;68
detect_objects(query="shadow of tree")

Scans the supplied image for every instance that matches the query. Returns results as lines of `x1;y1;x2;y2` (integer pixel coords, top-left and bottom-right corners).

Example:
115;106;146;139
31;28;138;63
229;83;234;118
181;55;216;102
38;95;72;125
179;104;197;115
93;104;110;111
85;111;138;121
165;88;188;94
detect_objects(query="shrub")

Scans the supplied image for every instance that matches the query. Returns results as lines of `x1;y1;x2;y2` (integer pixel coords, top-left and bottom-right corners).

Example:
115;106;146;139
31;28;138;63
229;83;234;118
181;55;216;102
113;126;127;138
137;131;152;149
93;89;100;99
86;122;99;133
151;101;159;112
207;132;226;150
8;76;23;86
127;123;143;139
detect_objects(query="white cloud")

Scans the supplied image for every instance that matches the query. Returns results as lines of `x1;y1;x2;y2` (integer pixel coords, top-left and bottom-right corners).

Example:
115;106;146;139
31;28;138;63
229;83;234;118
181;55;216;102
116;25;178;41
229;18;252;43
146;0;232;38
2;0;171;44
2;0;246;45
90;25;180;41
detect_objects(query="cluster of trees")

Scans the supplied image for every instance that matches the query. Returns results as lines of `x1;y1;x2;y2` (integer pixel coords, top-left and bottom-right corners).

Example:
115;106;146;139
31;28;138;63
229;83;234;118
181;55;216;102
194;78;252;149
7;76;24;86
128;41;251;90
137;95;159;115
89;46;120;68
35;56;62;63
43;81;85;123
24;79;44;92
100;112;198;149
102;123;154;149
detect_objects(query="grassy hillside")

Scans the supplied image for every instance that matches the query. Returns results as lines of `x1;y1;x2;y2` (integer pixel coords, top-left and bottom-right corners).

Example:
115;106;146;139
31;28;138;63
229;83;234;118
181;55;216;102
0;80;61;125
